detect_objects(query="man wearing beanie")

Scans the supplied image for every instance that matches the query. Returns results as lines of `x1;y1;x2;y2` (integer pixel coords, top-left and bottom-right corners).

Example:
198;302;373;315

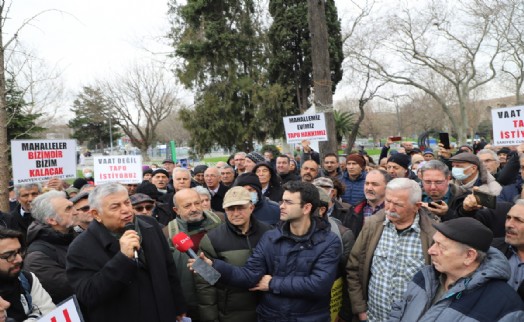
233;173;280;226
387;153;419;182
389;217;524;321
341;153;367;206
244;152;265;173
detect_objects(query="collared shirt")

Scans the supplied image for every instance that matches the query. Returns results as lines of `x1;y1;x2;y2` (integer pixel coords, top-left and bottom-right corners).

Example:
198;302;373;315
508;246;524;291
363;201;384;218
367;214;425;322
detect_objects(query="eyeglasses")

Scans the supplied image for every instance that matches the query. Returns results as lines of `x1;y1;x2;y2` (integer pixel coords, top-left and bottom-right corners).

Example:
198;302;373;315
77;205;90;212
422;180;447;186
134;204;155;212
0;249;24;262
279;199;302;206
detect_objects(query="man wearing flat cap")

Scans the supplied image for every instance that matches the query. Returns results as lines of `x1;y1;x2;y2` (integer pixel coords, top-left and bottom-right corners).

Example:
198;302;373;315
389;217;524;321
449;152;501;195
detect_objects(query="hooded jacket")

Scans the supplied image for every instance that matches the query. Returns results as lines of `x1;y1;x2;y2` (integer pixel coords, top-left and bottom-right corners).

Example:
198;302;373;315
253;162;284;203
23;221;75;303
388;247;524;322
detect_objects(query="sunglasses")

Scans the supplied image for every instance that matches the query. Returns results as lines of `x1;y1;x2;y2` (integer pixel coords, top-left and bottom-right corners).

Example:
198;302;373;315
77;205;90;212
134;204;154;212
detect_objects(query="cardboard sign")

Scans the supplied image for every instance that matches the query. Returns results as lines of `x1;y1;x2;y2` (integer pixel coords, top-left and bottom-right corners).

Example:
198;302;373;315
283;113;328;144
491;105;524;146
11;140;77;184
39;296;84;322
94;155;143;184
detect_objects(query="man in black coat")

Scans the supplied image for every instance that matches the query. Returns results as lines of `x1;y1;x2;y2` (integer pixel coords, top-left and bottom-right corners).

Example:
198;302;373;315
204;167;230;213
66;183;187;322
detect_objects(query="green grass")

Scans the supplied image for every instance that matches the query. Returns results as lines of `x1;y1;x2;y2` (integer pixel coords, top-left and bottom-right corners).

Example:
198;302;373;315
202;156;228;163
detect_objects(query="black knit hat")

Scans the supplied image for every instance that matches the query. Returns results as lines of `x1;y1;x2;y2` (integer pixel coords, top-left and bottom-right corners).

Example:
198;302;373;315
433;217;493;252
234;173;262;192
73;178;88;190
152;168;169;178
193;165;208;175
388;153;411;169
246;152;265;164
136;181;161;201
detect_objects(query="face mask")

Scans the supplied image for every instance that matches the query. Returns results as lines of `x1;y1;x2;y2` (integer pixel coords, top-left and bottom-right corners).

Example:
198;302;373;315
84;172;93;178
452;166;471;181
250;192;259;205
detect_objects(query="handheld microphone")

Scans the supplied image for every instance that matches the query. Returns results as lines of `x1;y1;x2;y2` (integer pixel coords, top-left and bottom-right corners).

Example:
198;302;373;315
124;222;139;260
172;232;221;285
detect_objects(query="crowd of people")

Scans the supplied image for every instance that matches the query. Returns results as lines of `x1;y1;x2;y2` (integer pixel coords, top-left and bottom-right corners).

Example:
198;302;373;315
0;138;523;321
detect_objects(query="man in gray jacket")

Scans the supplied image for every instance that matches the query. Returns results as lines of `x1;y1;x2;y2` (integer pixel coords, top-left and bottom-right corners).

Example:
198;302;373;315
389;217;524;321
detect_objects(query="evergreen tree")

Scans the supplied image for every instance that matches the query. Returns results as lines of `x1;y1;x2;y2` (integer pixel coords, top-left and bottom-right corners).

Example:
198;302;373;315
68;86;121;150
268;0;343;113
170;0;289;154
6;79;44;141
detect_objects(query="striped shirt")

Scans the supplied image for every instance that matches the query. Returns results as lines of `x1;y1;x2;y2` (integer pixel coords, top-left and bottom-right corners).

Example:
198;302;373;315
367;213;425;322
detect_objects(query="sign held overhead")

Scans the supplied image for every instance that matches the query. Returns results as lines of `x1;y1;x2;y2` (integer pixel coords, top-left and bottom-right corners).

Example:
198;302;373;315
283;113;328;144
491;105;524;146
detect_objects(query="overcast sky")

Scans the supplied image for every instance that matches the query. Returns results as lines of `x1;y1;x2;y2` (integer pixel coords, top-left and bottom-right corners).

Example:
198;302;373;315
6;0;352;103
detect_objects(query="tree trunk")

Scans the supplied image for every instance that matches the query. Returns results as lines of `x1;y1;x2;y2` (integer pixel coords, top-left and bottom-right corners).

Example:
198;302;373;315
345;99;366;155
0;11;10;212
308;0;337;158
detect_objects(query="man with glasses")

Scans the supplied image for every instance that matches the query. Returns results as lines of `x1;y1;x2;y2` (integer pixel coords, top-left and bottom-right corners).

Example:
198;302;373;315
130;194;156;217
204;167;230;213
0;229;55;321
190;181;341;321
477;149;500;178
420;160;470;221
23;191;76;304
234;152;247;175
196;186;270;321
70;191;92;233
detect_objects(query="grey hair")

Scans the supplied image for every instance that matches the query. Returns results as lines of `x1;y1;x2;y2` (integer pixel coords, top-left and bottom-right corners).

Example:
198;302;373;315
419;160;450;178
173;167;191;177
457;242;487;263
14;183;42;198
192;186;210;198
88;183;128;212
386;178;422;204
31;190;66;222
235;152;247;158
221;165;234;172
515;199;524;207
477;149;499;162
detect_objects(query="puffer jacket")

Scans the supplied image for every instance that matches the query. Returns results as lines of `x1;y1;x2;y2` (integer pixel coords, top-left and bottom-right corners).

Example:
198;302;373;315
163;210;223;321
196;217;270;322
23;221;75;303
213;216;341;322
341;171;367;206
388;247;524;322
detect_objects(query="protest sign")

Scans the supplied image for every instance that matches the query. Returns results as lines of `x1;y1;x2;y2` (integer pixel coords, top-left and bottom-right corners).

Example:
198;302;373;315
283;113;328;144
39;296;84;322
492;105;524;146
11;140;77;184
94;155;142;184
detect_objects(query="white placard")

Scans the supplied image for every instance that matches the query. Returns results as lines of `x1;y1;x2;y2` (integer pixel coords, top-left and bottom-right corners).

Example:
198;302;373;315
283;113;328;144
94;155;143;184
491;105;524;146
39;296;84;322
11;140;77;185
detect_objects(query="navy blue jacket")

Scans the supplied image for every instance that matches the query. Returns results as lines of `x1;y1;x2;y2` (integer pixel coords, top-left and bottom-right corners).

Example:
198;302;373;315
213;216;341;322
341;171;367;206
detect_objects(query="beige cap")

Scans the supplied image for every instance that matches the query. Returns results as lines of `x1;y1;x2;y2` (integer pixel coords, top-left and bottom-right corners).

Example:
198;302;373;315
223;186;252;209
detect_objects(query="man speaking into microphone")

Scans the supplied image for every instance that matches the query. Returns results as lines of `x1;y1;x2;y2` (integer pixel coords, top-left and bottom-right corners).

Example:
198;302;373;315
66;183;187;322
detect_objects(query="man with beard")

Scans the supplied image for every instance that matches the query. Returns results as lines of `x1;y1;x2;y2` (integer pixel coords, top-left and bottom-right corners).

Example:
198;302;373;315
23;191;76;304
0;229;55;321
164;189;223;321
300;159;320;183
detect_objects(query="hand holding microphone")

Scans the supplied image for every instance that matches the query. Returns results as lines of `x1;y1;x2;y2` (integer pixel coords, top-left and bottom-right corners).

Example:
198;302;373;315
120;222;140;260
172;232;221;285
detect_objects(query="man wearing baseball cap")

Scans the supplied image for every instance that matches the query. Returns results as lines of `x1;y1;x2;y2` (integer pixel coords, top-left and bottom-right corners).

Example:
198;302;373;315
389;217;524;321
196;187;270;322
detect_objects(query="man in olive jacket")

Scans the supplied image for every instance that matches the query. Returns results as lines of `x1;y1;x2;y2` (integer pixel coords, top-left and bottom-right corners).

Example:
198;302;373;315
346;178;436;322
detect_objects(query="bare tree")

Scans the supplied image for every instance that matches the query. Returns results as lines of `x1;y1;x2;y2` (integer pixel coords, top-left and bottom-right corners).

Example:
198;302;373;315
156;110;191;145
100;63;182;161
356;0;506;144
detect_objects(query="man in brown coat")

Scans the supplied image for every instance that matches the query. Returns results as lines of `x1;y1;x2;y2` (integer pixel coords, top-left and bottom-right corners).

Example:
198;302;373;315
346;178;436;322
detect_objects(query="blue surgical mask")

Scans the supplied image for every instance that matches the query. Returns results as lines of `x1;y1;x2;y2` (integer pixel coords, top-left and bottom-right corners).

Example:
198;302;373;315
250;192;259;205
452;166;471;181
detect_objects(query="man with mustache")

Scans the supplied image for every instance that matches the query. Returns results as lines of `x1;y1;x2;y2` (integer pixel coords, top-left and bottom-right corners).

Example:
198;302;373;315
164;188;223;321
300;159;319;183
347;178;436;322
493;199;524;300
0;229;55;321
